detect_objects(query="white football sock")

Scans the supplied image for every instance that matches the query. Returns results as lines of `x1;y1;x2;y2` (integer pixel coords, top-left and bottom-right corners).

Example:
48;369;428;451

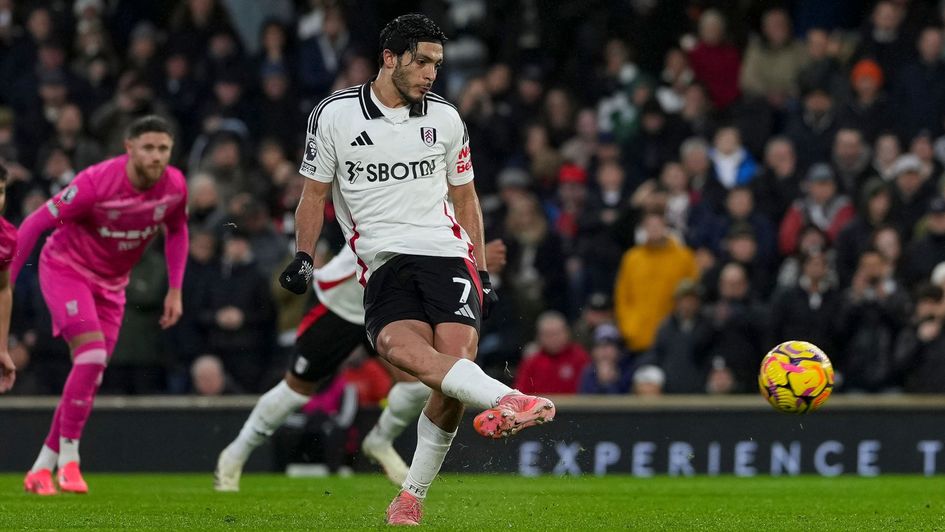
374;381;431;442
401;413;456;500
31;445;58;473
58;438;79;467
226;380;309;463
439;358;512;409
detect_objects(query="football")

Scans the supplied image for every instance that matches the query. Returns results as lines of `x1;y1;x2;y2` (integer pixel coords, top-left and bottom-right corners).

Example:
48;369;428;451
758;340;834;414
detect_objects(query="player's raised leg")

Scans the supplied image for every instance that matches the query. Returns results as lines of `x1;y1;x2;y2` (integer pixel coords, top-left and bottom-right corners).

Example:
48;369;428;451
378;321;554;437
381;319;553;525
369;258;553;525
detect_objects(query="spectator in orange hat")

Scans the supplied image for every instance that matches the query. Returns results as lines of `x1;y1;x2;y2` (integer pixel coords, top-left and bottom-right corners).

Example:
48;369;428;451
852;59;883;93
851;1;912;87
837;59;890;143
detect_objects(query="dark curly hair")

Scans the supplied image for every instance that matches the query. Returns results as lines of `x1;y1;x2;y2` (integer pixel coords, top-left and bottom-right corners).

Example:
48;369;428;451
125;115;175;140
379;13;447;62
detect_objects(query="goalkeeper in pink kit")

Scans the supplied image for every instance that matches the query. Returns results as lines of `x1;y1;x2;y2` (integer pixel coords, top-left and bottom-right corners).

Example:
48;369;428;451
14;116;189;495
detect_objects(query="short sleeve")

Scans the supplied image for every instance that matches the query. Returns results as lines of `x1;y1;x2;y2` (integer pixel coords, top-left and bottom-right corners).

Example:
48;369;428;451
299;101;338;183
445;115;474;186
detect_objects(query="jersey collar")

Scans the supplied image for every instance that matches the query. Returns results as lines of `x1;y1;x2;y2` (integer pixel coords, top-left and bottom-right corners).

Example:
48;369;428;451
359;80;427;120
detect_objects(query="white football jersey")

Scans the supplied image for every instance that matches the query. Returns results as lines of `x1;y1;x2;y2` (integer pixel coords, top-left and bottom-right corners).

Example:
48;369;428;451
312;246;364;325
299;82;475;284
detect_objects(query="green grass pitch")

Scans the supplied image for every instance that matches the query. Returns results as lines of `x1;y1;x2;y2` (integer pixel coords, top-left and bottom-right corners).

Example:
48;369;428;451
2;474;944;530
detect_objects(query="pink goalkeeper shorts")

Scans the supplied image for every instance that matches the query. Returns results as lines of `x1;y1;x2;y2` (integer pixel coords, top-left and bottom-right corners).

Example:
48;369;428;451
39;255;125;349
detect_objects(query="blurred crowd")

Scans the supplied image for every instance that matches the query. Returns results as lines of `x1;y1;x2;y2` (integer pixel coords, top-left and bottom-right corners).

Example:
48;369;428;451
3;0;945;399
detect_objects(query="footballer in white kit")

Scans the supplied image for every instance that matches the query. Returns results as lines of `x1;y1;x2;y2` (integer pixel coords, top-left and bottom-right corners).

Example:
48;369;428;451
280;14;554;526
297;71;484;344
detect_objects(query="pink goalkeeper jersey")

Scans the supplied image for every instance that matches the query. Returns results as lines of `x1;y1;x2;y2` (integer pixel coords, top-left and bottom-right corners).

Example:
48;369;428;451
11;155;189;292
0;216;17;271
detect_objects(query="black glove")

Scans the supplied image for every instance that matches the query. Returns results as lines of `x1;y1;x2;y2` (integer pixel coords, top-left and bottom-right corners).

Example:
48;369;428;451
479;270;498;319
280;251;314;295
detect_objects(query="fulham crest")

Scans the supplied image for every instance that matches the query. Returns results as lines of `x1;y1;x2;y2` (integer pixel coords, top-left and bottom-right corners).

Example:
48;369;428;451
421;127;437;147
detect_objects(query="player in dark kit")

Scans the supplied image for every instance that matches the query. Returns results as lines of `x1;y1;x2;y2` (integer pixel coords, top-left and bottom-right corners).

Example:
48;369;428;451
281;13;555;525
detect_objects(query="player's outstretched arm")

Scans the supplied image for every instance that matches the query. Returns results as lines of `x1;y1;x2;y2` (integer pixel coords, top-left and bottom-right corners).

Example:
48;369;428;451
0;269;14;393
10;205;58;285
10;178;95;284
280;178;332;294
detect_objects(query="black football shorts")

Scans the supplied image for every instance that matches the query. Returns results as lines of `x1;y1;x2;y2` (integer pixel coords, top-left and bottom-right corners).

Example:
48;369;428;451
363;254;482;347
289;302;369;382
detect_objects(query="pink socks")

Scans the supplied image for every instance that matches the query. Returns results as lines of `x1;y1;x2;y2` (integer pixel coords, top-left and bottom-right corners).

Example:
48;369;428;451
44;340;107;449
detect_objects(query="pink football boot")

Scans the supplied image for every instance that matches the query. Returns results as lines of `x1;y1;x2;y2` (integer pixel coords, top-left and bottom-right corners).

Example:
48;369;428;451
57;461;89;494
473;392;555;439
386;491;422;526
23;469;58;496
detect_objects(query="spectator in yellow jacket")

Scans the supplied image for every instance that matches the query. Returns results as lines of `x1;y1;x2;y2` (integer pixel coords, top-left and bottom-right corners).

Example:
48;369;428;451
614;211;698;352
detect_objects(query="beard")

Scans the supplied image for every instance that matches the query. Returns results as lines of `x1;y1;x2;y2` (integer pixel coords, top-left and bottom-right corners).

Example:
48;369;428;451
391;60;422;105
134;161;165;188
